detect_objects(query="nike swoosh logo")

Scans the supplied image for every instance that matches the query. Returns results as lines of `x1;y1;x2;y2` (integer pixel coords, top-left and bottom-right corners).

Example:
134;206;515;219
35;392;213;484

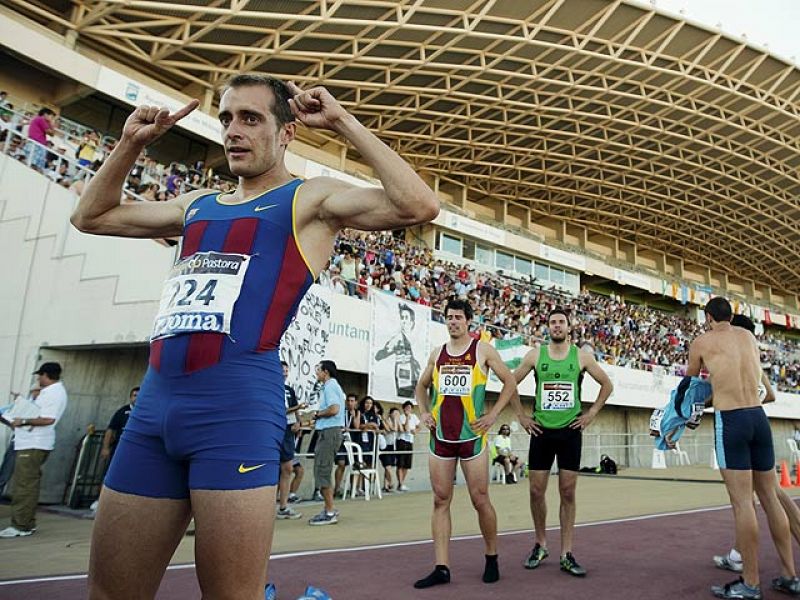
238;463;266;474
254;204;278;212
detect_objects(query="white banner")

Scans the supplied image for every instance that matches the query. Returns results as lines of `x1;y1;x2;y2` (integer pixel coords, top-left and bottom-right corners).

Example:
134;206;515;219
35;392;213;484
279;284;331;409
369;292;430;403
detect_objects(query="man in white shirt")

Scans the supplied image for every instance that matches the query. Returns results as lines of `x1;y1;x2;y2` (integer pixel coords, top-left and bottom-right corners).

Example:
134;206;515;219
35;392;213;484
0;362;68;538
396;401;420;491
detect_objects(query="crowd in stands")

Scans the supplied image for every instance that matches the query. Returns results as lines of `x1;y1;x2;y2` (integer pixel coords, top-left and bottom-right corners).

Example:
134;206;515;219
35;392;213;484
2;94;797;393
323;230;800;393
0;94;236;200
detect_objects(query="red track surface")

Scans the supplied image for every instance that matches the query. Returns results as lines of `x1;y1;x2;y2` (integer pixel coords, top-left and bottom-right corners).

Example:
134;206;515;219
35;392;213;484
2;506;794;600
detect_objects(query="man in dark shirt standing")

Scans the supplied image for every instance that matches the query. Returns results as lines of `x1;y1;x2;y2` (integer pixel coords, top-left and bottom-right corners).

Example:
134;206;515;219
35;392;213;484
100;387;139;464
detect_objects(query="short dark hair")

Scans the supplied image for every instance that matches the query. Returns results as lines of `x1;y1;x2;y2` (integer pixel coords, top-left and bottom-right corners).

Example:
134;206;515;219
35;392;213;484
705;297;732;323
280;360;288;368
346;393;357;400
37;107;55;117
444;297;473;321
318;359;338;379
398;303;415;322
402;401;414;409
129;386;140;396
220;74;295;127
547;307;569;322
731;314;755;334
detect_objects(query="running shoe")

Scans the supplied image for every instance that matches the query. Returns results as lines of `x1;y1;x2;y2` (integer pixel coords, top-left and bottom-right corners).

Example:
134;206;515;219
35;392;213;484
711;578;762;599
560;552;586;577
264;582;277;600
276;507;302;520
772;576;800;596
287;493;300;504
0;526;34;538
714;554;744;573
524;543;549;569
398;484;410;492
308;511;338;526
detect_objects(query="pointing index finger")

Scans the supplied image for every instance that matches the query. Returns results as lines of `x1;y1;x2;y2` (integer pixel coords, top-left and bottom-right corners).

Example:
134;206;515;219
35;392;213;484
286;80;304;96
170;99;200;122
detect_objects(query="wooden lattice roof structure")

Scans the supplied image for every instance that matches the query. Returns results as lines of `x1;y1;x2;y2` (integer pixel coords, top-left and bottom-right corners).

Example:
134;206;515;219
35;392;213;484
6;0;800;293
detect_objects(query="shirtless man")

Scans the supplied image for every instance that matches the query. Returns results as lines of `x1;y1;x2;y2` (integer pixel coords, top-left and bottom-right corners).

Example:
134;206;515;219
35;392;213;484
72;74;438;599
414;298;518;588
688;297;799;599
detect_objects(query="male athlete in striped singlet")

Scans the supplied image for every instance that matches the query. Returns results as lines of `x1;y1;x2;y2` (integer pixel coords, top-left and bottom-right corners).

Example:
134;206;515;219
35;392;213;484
414;298;518;589
71;74;439;600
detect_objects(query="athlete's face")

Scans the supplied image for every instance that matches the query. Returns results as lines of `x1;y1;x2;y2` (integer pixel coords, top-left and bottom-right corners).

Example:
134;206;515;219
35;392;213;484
219;85;295;178
548;314;569;343
445;309;469;338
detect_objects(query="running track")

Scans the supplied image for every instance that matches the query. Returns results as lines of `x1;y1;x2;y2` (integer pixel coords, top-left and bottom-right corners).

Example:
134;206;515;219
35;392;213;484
2;506;792;599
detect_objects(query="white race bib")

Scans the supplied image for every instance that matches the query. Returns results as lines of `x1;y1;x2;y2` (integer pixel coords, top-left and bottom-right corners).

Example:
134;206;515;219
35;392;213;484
438;364;472;396
151;251;251;340
649;408;665;433
541;382;575;411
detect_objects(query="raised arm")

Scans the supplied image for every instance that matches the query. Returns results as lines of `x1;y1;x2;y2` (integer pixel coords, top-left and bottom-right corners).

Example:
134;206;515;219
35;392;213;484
287;82;439;232
71;100;210;238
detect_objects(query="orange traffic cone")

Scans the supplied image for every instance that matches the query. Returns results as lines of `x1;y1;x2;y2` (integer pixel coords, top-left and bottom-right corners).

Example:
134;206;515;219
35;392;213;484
780;460;792;488
794;461;800;487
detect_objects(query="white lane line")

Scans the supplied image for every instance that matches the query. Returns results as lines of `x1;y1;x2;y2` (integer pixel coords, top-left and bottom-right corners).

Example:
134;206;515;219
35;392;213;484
0;504;730;587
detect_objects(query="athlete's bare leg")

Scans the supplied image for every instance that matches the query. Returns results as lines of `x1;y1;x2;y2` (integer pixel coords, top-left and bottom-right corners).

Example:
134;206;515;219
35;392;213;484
88;487;192;600
721;469;760;586
558;469;579;554
529;470;550;547
429;455;457;566
461;450;497;555
776;485;800;546
754;470;796;578
192;486;277;600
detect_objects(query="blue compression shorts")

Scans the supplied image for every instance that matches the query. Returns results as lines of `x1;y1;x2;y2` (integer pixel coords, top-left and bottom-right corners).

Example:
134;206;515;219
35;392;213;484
714;406;775;471
105;351;285;498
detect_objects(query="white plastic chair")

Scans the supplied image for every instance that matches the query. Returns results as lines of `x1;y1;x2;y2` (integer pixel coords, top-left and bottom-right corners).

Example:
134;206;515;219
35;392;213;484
787;439;800;464
671;442;690;466
341;441;382;501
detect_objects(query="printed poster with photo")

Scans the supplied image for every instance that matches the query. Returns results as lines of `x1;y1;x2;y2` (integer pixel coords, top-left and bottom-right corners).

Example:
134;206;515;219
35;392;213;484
369;291;430;404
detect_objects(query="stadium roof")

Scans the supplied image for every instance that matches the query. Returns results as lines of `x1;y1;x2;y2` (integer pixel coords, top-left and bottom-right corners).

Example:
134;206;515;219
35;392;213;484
6;0;800;293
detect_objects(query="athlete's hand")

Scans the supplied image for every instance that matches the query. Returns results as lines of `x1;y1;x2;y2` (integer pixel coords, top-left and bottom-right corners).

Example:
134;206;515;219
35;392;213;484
121;100;200;148
287;81;350;131
570;412;595;431
471;412;497;435
421;411;436;431
518;415;542;436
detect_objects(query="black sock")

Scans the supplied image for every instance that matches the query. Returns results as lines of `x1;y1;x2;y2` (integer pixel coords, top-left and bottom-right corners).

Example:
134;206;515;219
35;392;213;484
414;565;451;589
483;554;500;583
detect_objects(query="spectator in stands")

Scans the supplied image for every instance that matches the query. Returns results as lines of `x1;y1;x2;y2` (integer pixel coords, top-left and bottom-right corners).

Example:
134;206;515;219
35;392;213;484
310;360;345;526
0;362;68;538
493;424;520;484
0;91;8;108
100;386;139;466
27;108;56;171
381;407;400;493
396;400;419;492
76;131;100;167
